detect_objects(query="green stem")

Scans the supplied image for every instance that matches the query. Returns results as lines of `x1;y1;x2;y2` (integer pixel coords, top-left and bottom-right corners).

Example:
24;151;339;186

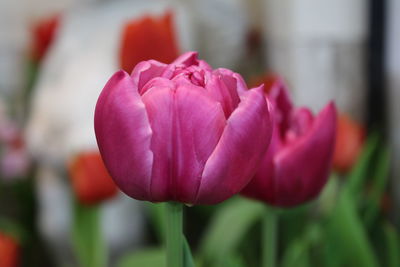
263;207;278;267
73;203;107;267
166;202;183;267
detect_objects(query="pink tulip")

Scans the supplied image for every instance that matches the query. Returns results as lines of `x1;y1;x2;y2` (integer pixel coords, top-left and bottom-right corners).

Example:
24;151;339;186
95;52;273;205
241;78;337;207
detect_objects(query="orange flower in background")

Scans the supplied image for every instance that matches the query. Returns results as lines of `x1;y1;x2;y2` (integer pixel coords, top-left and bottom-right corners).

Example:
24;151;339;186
248;73;281;94
68;151;118;205
333;114;366;173
31;14;60;62
0;232;19;267
119;12;180;74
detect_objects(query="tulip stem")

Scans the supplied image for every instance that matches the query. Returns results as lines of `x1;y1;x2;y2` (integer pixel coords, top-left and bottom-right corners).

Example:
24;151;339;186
263;207;278;267
166;202;183;267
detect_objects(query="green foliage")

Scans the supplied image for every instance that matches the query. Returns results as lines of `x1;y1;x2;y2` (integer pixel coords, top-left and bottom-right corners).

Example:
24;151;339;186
141;133;395;267
363;147;391;227
199;197;264;264
118;248;165;267
383;223;400;267
325;193;379;267
72;203;107;267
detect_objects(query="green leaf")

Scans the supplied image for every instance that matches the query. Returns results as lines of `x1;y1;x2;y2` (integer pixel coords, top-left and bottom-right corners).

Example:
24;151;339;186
219;254;246;267
343;133;380;198
183;237;195;267
281;223;322;267
0;217;26;244
199;197;264;263
117;248;165;267
72;202;107;267
325;193;379;267
281;238;310;267
363;147;390;227
383;222;400;267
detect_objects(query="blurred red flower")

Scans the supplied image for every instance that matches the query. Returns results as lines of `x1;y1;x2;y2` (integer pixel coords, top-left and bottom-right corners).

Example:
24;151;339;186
248;73;281;95
119;12;179;74
333;114;365;173
30;14;60;62
0;232;19;267
68;151;118;205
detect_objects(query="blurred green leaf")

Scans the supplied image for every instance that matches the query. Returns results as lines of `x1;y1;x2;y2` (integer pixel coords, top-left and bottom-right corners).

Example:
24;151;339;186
343;133;380;198
117;248;165;267
325;193;378;267
183;236;195;267
72;203;107;267
383;223;400;267
147;202;166;243
281;238;310;267
281;223;323;267
219;254;246;267
199;197;264;263
363;147;390;227
0;217;26;243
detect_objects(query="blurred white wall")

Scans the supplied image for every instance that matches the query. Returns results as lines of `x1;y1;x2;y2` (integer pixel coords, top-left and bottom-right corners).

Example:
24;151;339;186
262;0;368;120
0;0;98;98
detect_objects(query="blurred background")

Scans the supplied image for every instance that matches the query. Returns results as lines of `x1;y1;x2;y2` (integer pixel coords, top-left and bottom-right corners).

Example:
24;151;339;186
0;0;399;266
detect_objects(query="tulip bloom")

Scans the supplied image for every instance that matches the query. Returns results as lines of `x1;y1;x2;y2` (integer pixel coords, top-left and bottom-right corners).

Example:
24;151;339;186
333;114;365;173
68;151;118;205
0;232;19;267
242;78;337;207
95;52;272;205
119;12;179;74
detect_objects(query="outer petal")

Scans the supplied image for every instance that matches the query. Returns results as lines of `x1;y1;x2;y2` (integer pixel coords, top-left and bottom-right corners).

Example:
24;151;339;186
195;87;273;204
94;71;153;200
141;83;226;203
273;102;337;206
240;123;283;203
130;60;167;93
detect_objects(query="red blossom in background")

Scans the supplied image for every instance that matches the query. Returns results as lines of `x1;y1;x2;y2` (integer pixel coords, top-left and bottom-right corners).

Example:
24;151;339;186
30;14;60;63
68;151;118;205
119;12;180;74
0;232;19;267
333;114;365;173
248;73;281;95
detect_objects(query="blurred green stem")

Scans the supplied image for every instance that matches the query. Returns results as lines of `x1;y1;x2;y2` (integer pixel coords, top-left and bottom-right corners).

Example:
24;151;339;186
263;207;278;267
166;202;183;267
72;203;107;267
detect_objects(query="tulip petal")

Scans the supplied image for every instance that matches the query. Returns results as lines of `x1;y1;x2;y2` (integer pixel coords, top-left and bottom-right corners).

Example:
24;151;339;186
269;83;293;137
273;102;337;206
142;83;226;203
131;60;167;93
205;74;240;117
171;51;199;67
196;87;273;204
140;77;176;96
240;124;283;203
162;52;212;79
94;71;153;200
215;68;248;95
